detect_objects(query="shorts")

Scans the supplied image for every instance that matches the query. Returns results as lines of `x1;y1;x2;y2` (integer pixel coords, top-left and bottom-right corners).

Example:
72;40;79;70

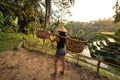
55;48;66;58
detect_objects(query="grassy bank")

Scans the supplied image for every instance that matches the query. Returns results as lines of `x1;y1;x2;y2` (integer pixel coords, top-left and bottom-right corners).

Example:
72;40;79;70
22;37;120;80
0;32;22;51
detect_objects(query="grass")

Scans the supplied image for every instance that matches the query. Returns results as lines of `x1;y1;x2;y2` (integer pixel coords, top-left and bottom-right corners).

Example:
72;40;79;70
0;32;45;52
0;32;22;52
0;39;20;51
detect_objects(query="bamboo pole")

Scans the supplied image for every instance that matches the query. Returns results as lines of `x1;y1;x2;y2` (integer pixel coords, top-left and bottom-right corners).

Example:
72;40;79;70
50;33;87;43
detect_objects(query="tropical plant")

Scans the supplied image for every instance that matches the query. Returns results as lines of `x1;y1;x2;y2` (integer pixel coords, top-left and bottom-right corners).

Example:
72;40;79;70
0;11;19;33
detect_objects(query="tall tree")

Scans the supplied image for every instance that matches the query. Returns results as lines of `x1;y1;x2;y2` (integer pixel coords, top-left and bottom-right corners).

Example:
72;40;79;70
44;0;75;29
53;0;70;22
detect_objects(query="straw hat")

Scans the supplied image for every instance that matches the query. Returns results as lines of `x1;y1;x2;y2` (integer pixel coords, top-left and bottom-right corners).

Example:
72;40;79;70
56;24;67;32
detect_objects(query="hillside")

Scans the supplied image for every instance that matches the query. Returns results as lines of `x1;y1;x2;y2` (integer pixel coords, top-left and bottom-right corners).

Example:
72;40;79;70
0;42;109;80
88;34;120;66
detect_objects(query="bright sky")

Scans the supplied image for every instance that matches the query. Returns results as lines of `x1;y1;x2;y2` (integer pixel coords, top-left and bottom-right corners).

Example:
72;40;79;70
69;0;117;22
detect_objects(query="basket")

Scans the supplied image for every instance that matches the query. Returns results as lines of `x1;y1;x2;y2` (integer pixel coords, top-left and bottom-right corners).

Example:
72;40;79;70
66;37;87;53
36;30;50;39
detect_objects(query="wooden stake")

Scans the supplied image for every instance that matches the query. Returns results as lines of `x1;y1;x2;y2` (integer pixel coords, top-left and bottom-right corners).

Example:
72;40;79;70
97;61;101;75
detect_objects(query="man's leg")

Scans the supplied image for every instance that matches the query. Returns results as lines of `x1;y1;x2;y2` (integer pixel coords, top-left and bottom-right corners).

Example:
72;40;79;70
61;55;66;74
54;57;58;74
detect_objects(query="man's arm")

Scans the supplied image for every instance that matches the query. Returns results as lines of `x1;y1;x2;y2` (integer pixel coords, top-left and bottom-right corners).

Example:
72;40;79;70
49;37;59;42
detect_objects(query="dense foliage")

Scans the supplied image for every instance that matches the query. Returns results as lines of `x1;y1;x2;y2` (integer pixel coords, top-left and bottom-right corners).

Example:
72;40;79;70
0;0;45;34
0;12;19;33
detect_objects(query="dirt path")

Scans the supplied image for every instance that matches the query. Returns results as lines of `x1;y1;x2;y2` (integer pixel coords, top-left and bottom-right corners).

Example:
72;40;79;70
0;42;109;80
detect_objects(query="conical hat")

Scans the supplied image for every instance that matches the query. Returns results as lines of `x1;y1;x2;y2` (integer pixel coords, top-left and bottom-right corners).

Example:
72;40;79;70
56;25;67;32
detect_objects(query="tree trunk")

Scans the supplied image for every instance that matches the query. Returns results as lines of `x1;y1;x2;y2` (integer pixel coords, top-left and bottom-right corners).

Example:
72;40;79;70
43;0;51;46
45;0;51;29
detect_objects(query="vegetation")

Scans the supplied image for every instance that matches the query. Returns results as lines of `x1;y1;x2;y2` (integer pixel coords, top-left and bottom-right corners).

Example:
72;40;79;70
0;11;19;33
0;0;45;34
0;32;21;51
66;20;118;39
